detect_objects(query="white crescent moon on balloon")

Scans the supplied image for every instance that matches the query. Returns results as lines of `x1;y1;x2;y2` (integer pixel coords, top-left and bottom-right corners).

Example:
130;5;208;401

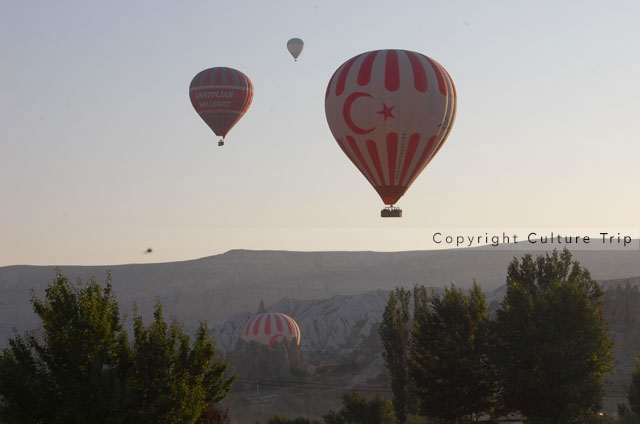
343;92;376;135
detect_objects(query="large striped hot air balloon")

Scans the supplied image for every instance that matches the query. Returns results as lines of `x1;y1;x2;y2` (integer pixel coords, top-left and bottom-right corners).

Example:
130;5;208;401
324;49;457;217
189;67;254;146
241;312;301;348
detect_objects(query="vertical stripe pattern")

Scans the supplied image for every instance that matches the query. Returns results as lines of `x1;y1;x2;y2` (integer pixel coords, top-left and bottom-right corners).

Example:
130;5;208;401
325;50;457;206
189;66;254;139
241;312;301;348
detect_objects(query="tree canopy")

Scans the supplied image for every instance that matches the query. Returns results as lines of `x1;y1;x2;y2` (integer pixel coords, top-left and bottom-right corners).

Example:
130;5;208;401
491;248;614;423
0;271;234;424
409;283;495;422
616;358;640;424
379;287;412;423
265;414;319;424
323;392;396;424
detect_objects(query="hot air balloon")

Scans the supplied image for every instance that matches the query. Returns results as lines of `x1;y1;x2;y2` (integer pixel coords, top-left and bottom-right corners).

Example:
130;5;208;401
189;67;253;146
287;38;304;61
241;312;301;348
324;49;457;217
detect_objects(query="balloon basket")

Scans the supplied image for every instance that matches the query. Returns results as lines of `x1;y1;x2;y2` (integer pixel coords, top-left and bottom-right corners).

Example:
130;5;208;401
218;139;224;147
381;206;402;218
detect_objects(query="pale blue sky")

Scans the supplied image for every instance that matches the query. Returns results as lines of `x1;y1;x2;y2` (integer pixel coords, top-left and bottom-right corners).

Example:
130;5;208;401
1;0;639;265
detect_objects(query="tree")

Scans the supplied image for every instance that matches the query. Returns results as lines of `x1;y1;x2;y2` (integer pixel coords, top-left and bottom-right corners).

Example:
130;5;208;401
198;404;231;424
615;358;640;424
128;301;235;423
617;403;640;424
0;270;131;423
379;287;412;423
0;271;235;424
628;358;640;416
265;414;319;424
491;248;614;423
409;283;495;422
323;392;396;424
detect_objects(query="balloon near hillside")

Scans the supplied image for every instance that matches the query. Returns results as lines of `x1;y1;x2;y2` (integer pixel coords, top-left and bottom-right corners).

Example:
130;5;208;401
286;38;304;61
241;312;301;348
189;67;254;146
324;49;457;217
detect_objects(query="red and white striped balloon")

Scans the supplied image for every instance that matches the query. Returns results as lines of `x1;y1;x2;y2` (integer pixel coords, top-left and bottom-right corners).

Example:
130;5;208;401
241;312;301;348
189;67;253;139
325;49;457;206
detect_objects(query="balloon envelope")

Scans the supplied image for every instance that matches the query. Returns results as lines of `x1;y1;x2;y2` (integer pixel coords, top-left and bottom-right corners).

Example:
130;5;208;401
242;312;301;348
287;38;304;60
189;67;253;139
324;49;456;206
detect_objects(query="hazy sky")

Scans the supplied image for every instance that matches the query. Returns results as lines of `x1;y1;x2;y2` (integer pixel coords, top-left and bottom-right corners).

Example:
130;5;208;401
1;1;639;266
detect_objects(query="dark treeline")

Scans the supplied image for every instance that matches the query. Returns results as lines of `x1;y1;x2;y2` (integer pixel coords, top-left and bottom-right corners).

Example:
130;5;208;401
261;248;640;424
0;271;234;424
5;249;640;424
379;248;625;424
265;392;395;424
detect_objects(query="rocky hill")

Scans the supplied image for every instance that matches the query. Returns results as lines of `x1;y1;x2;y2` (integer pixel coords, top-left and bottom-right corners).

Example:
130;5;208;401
217;280;640;422
2;247;640;348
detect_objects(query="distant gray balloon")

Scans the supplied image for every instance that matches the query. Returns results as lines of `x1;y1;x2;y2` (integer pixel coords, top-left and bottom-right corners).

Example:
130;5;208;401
287;38;304;61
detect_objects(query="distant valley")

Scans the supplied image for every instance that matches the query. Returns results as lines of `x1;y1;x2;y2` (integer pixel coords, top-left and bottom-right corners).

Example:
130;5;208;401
2;247;640;345
2;248;640;421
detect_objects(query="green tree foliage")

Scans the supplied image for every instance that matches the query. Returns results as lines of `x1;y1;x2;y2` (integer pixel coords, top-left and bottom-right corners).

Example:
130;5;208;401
323;392;396;424
0;271;130;423
409;283;495;422
492;248;614;423
404;415;427;424
412;285;429;321
582;413;617;424
128;301;234;423
265;414;319;424
0;271;234;424
616;358;640;424
616;403;640;424
628;358;640;417
379;287;412;423
198;404;231;424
